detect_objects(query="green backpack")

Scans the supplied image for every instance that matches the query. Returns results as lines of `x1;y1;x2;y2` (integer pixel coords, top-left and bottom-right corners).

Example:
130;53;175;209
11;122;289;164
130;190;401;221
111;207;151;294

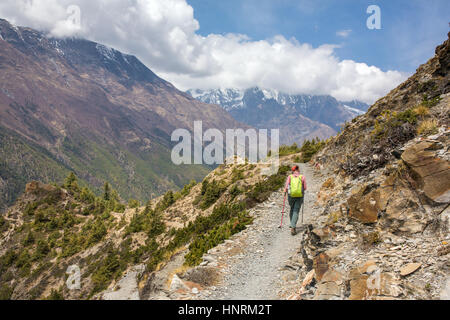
290;175;303;197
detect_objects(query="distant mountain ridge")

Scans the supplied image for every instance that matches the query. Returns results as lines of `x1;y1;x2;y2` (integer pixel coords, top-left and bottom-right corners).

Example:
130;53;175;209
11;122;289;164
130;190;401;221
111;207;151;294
0;19;245;209
187;87;369;145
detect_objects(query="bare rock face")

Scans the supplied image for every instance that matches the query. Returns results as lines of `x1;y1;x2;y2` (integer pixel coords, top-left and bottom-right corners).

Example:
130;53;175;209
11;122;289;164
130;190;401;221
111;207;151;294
347;184;386;223
313;252;330;282
25;181;56;193
348;261;403;300
24;181;66;201
401;139;450;203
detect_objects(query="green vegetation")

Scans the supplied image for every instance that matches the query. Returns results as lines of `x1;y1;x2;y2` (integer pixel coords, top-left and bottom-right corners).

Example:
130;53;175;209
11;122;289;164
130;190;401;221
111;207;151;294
196;179;228;210
0;284;13;300
90;248;123;295
420;94;441;108
0;172;134;298
156;190;175;211
46;289;64;300
146;202;248;270
362;231;382;246
245;165;290;205
271;140;325;163
275;143;302;157
371;108;418;142
0;216;8;233
125;201;165;238
231;167;245;183
127;199;140;209
299;138;326;162
0;157;293;298
178;180;197;198
185;210;253;266
417;119;438;136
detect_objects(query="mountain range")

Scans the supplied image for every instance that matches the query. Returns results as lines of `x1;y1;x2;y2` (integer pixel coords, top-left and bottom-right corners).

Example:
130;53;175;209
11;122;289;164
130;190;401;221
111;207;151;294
187;88;369;145
0;19;244;210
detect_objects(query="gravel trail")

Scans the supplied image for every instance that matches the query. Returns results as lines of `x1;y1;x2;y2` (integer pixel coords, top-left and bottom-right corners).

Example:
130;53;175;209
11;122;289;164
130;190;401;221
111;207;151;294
206;163;323;300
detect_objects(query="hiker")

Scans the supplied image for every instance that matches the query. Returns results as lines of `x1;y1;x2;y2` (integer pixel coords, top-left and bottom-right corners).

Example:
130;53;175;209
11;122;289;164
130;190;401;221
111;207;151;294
284;165;307;235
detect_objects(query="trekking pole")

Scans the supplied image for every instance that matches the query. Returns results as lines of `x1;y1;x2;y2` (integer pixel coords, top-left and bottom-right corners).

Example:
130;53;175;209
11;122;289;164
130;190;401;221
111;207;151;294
301;193;305;224
279;191;287;228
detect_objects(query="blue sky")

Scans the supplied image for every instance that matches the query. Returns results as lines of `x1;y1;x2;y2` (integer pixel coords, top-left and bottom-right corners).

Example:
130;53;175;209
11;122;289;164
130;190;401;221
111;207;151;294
188;0;450;72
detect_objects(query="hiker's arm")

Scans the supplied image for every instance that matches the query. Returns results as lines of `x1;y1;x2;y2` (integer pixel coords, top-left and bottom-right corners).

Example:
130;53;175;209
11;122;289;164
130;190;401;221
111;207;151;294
284;176;290;193
302;176;307;191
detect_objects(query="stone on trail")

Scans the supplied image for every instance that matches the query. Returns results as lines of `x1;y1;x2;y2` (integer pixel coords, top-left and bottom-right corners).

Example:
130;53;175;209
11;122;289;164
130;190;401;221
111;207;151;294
400;263;422;277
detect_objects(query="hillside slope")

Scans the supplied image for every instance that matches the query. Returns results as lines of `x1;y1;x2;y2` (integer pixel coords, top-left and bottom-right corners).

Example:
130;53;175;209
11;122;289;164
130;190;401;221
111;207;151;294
0;19;245;209
0;153;293;299
273;33;449;300
148;33;449;301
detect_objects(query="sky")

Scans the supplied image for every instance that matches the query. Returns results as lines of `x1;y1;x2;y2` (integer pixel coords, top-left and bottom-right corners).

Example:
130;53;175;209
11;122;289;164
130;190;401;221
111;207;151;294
0;0;448;104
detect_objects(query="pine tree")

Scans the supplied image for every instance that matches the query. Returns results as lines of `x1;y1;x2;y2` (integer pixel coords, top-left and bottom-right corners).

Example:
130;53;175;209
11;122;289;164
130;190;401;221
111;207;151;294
103;182;110;201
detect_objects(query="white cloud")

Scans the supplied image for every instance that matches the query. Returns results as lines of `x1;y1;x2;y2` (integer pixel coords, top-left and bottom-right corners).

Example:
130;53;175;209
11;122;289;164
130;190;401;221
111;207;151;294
0;0;407;104
336;29;352;38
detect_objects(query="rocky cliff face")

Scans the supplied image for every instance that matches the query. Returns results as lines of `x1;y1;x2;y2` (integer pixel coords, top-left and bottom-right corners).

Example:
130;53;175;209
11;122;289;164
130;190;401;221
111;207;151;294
188;87;369;145
277;33;449;300
0;19;245;209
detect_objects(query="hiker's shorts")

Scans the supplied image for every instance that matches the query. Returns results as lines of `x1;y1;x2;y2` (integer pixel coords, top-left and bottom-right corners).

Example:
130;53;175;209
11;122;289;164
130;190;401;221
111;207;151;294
288;195;304;228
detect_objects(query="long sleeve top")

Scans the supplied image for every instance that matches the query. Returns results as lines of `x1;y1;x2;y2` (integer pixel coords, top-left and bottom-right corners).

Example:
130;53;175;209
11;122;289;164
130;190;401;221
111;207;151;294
284;172;307;194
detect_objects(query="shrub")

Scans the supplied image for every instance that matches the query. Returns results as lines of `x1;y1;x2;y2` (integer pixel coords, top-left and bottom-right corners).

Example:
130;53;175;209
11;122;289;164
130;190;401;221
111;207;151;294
180;180;197;197
156;190;175;211
64;172;80;194
23;231;35;246
15;250;31;276
277;143;301;156
184;210;253;266
299;138;325;162
231;168;245;183
245;165;289;205
103;182;111;201
128;199;140;209
417;119;438;136
421;94;441;108
34;240;50;259
413;105;429;118
362;231;382;246
46;289;64;300
86;220;107;245
395;109;417;125
198;180;227;210
0;284;13;300
91;250;122;295
0;250;17;274
229;184;242;200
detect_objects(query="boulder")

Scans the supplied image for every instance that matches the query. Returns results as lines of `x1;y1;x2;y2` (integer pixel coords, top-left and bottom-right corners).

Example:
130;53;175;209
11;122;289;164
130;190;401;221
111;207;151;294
401;141;450;203
313;253;329;282
347;184;390;223
314;282;341;300
348;261;403;299
383;187;425;234
169;274;188;292
321;269;343;284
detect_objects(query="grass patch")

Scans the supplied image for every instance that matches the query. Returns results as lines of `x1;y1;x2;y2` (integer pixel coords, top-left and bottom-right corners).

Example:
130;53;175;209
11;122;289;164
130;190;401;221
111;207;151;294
417;119;438;136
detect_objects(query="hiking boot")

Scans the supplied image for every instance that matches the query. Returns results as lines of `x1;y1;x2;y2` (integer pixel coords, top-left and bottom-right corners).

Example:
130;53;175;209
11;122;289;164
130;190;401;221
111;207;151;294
291;228;296;235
